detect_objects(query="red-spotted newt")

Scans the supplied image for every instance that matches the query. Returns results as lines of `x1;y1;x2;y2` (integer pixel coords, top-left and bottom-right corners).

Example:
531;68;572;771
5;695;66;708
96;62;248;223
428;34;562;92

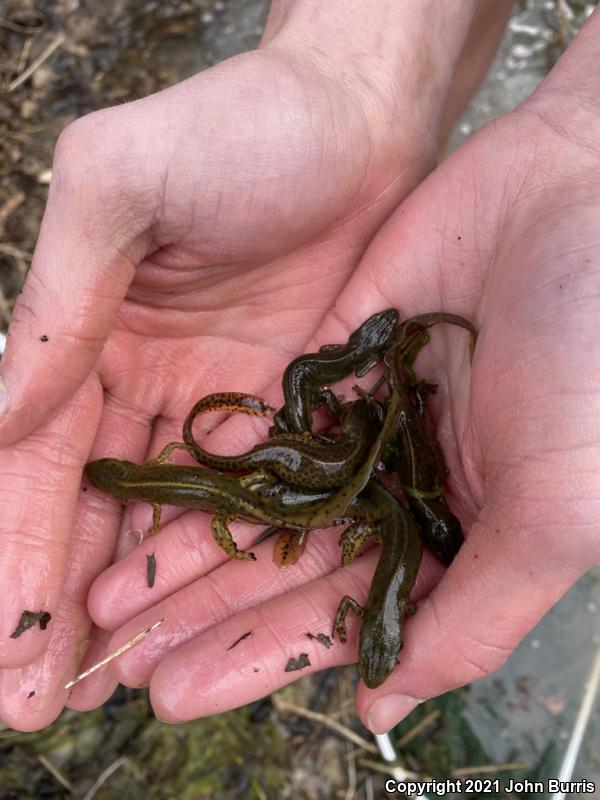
272;308;399;433
182;392;383;489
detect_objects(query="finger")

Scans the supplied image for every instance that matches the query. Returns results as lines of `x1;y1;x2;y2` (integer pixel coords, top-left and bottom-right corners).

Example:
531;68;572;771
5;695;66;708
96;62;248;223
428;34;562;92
65;627;118;712
92;523;355;680
84;387;156;550
357;514;591;735
104;531;442;700
147;548;441;723
0;595;92;731
123;396;275;535
0;386;152;725
89;393;340;631
0;113;155;448
0;378;102;668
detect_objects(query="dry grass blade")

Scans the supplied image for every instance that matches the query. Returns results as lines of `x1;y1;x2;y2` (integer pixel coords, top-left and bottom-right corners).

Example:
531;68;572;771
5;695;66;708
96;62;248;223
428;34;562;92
551;640;600;797
0;243;33;261
395;709;440;748
0;191;26;239
82;756;128;800
9;33;66;92
344;750;357;800
64;618;165;689
37;755;75;794
451;762;531;777
273;696;378;755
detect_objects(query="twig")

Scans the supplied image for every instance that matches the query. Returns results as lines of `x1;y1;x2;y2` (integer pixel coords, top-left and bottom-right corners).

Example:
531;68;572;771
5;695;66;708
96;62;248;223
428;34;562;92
396;709;440;748
9;33;65;92
0;242;33;261
82;756;128;800
451;762;530;777
550;639;600;800
273;696;378;755
0;14;45;34
344;749;357;800
16;38;33;76
64;618;165;689
37;755;75;794
0;729;21;739
0;191;25;239
374;734;431;799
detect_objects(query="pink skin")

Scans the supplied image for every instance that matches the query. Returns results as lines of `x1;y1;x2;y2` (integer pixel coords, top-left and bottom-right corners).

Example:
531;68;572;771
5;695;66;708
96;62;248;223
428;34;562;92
3;2;598;734
0;0;507;730
88;11;600;732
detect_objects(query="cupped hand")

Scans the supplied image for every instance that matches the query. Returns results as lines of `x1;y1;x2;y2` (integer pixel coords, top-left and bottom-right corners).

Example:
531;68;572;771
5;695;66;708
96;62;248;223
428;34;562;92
0;28;462;728
77;18;600;733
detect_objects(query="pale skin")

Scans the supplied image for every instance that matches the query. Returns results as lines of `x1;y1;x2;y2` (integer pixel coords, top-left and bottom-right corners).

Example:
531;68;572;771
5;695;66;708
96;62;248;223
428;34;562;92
2;0;599;734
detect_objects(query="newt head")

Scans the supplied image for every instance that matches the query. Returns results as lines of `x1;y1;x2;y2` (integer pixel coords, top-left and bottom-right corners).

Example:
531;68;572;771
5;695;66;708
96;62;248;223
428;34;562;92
85;458;135;496
358;604;404;690
359;638;401;690
349;308;399;351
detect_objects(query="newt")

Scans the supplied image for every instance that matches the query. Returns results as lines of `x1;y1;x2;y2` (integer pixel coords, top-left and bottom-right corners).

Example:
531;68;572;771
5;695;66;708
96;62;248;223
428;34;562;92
333;479;422;689
85;386;397;562
182;392;383;489
272;308;399;433
382;312;476;564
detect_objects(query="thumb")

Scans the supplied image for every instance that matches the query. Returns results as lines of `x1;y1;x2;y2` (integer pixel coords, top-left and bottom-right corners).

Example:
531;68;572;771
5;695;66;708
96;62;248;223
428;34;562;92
0;112;155;446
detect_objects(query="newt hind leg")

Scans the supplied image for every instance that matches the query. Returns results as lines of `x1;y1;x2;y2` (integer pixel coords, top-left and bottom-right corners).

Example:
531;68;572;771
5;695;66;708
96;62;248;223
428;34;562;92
211;512;256;561
149;503;162;534
339;521;378;567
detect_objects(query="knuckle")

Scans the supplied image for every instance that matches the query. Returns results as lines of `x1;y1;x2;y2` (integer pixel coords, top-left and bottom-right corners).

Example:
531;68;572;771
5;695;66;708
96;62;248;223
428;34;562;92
53;113;106;184
449;634;513;685
51;110;157;237
52;112;132;210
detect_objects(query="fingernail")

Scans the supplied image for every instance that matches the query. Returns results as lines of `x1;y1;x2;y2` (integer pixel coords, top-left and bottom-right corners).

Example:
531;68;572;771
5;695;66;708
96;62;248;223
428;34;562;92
367;694;422;734
0;375;8;416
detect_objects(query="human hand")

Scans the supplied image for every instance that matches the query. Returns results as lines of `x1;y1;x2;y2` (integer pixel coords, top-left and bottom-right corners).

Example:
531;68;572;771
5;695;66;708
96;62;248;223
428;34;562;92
83;9;600;732
0;0;500;730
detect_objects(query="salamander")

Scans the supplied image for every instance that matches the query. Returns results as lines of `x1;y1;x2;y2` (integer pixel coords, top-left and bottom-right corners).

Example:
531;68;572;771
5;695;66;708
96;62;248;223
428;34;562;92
382;312;476;564
332;479;423;689
182;392;383;489
272;308;399;433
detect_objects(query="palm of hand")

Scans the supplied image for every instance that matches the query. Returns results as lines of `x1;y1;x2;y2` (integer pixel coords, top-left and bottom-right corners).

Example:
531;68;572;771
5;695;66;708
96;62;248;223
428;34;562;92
351;107;600;727
90;107;600;731
0;50;438;730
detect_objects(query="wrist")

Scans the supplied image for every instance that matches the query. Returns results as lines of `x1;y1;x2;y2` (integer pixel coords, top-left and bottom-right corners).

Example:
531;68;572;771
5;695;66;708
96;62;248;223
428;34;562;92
261;1;480;139
519;7;600;152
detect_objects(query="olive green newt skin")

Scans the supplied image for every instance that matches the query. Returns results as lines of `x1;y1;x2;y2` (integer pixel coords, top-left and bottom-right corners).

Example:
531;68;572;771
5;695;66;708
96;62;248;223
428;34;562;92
272;308;399;433
85;364;402;561
333;479;422;689
183;392;384;489
85;396;395;561
383;313;476;565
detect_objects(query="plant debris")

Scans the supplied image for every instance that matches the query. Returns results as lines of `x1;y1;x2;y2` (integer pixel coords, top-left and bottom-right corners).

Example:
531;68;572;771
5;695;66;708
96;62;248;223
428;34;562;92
284;653;311;672
226;631;253;651
146;552;156;588
10;609;51;639
306;631;333;648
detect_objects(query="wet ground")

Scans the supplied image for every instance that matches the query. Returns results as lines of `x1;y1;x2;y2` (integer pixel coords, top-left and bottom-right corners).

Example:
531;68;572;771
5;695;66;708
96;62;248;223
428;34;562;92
1;1;599;797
